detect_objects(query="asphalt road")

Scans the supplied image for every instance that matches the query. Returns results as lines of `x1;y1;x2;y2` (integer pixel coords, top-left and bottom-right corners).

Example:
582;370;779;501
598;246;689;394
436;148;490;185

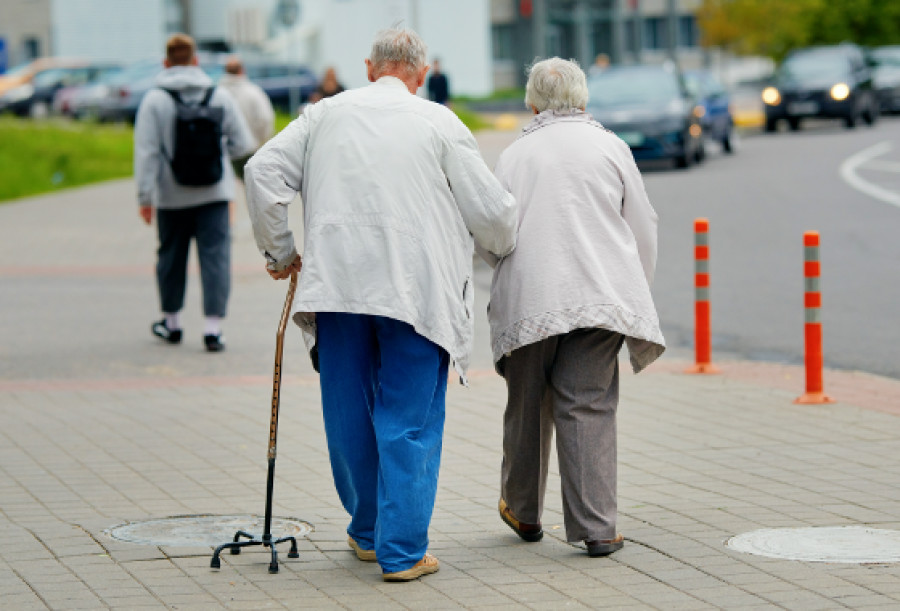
475;116;900;380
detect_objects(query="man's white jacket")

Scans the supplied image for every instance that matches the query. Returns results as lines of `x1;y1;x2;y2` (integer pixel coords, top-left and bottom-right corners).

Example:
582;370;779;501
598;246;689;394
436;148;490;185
244;76;517;380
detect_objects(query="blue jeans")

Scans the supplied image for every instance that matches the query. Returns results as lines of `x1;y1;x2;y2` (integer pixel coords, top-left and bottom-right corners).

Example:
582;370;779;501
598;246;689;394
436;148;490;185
316;312;448;573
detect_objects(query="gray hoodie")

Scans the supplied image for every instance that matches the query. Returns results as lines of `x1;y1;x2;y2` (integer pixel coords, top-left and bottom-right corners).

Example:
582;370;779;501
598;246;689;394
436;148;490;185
134;65;256;209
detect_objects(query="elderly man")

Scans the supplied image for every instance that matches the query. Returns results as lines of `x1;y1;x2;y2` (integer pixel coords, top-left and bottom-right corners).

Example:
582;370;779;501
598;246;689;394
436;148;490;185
486;58;664;557
244;28;517;581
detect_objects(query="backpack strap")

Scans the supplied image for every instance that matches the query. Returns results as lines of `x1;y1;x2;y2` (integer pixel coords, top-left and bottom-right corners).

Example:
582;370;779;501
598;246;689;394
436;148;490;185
200;87;215;107
162;88;183;105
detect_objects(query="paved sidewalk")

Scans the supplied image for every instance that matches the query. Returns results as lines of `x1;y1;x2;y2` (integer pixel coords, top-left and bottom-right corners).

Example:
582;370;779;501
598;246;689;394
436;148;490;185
2;142;900;609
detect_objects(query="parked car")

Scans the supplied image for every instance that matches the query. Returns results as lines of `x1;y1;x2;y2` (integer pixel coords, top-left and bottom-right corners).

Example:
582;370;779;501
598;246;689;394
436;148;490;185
52;65;123;117
871;45;900;113
243;63;318;112
0;57;86;98
684;69;735;153
94;57;225;123
0;63;121;117
586;63;705;169
762;43;878;131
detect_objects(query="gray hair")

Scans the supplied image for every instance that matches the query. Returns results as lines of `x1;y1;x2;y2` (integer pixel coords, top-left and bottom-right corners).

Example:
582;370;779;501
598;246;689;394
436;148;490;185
525;57;589;112
369;27;427;78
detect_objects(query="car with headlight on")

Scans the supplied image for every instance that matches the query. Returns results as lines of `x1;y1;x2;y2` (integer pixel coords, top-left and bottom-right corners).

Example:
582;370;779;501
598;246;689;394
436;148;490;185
586;63;704;169
871;45;900;113
762;44;878;131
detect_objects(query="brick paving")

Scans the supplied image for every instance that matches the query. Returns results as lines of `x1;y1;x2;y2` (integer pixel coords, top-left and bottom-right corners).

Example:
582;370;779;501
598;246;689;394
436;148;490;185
1;135;899;609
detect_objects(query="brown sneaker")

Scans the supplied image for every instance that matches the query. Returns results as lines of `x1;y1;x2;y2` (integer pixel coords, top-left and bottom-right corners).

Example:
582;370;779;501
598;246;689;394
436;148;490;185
382;553;440;582
498;498;543;542
347;537;376;562
586;534;625;557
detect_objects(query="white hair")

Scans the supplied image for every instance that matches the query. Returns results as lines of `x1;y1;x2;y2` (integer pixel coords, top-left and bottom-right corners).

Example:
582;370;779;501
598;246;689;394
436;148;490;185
369;27;427;78
525;57;589;112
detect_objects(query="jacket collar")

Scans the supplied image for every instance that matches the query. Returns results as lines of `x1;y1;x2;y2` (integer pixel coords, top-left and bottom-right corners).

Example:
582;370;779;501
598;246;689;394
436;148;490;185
521;108;600;136
374;75;410;91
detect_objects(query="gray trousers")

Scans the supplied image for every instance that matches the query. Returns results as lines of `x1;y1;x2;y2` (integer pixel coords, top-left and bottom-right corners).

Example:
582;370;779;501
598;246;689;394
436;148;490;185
156;201;230;318
500;328;624;543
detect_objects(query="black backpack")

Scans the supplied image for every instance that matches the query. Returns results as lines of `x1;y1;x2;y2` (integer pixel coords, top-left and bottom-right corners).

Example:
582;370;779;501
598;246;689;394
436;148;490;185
163;88;224;186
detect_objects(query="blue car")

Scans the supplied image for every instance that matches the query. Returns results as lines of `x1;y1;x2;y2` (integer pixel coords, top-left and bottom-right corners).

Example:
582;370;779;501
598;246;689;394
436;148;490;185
684;69;735;153
586;64;705;169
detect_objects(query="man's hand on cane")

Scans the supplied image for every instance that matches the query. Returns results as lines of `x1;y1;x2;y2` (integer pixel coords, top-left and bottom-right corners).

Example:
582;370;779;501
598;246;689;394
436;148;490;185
268;254;302;280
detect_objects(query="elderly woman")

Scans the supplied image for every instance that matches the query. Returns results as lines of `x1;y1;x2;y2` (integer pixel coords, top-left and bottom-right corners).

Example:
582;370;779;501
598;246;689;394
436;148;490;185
486;58;665;557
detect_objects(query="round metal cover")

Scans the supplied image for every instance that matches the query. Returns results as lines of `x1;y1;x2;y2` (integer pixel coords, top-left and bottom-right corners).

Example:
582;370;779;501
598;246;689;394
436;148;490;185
727;526;900;563
106;515;313;547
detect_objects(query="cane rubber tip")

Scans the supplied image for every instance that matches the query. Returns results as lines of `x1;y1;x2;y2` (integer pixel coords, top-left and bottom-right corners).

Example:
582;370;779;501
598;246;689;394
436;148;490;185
684;363;720;374
288;551;299;558
210;559;221;569
269;564;279;573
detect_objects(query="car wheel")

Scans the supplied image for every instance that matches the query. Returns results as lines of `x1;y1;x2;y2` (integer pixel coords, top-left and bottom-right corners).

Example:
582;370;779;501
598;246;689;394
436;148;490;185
787;117;802;131
844;105;859;129
765;117;778;133
674;146;693;169
863;96;877;125
722;129;734;154
694;140;706;164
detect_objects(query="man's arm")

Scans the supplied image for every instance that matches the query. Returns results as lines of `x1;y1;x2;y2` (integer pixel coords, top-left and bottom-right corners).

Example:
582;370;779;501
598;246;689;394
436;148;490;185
442;118;518;258
133;90;163;215
244;113;311;273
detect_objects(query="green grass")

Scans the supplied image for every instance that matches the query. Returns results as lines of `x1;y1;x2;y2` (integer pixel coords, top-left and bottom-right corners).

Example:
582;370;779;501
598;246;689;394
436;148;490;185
0;117;134;202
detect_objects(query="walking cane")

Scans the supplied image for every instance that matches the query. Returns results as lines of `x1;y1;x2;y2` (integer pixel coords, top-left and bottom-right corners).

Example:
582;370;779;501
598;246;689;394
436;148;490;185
211;271;300;573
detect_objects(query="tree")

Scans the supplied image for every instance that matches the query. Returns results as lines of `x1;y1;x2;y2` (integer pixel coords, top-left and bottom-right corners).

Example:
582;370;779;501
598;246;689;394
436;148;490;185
697;0;900;61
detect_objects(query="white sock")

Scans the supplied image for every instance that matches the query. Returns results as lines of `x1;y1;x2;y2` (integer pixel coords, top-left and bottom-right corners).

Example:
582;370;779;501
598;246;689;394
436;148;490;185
204;316;222;336
165;312;182;331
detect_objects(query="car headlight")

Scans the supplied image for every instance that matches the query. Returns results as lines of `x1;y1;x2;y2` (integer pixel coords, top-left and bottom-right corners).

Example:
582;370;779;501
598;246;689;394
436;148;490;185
2;83;34;103
762;86;781;105
830;82;850;101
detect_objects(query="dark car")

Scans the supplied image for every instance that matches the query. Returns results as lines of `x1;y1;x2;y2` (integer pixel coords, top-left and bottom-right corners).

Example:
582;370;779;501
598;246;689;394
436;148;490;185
762;44;878;131
684;69;735;153
871;45;900;113
0;63;119;117
586;63;704;169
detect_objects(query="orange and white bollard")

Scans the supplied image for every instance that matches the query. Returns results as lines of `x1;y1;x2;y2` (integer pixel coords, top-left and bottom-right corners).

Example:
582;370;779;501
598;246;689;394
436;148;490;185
685;218;719;374
795;232;835;404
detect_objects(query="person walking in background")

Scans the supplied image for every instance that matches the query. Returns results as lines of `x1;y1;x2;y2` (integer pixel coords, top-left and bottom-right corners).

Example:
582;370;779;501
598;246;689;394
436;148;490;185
426;57;450;105
485;57;665;557
218;55;275;181
134;34;255;352
244;27;517;581
307;66;345;103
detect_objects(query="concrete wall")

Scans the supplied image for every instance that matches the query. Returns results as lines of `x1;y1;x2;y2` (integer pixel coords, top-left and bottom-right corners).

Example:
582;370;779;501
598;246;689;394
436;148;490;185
0;0;52;67
51;0;168;63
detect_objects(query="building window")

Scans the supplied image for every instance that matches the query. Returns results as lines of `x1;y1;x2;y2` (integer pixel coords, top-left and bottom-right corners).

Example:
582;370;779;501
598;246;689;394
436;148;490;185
643;17;666;51
492;24;515;60
679;15;698;47
23;37;41;60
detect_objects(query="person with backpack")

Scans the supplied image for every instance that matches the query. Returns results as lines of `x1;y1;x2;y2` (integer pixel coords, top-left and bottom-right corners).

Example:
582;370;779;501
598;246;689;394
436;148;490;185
134;33;255;352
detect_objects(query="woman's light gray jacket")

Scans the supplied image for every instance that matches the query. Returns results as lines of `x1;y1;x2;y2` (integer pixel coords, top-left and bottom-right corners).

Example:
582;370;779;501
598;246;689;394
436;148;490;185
244;76;518;381
487;109;665;373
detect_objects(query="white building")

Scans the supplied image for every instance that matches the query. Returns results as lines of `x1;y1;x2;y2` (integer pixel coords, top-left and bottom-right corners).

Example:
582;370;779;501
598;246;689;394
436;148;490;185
1;0;494;97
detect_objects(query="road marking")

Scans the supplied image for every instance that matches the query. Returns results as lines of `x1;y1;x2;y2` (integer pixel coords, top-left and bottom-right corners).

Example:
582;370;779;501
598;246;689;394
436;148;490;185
864;159;900;173
839;141;900;208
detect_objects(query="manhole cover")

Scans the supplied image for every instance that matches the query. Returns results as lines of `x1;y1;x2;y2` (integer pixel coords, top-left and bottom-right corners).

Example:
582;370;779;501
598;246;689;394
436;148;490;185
106;515;313;547
727;526;900;563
